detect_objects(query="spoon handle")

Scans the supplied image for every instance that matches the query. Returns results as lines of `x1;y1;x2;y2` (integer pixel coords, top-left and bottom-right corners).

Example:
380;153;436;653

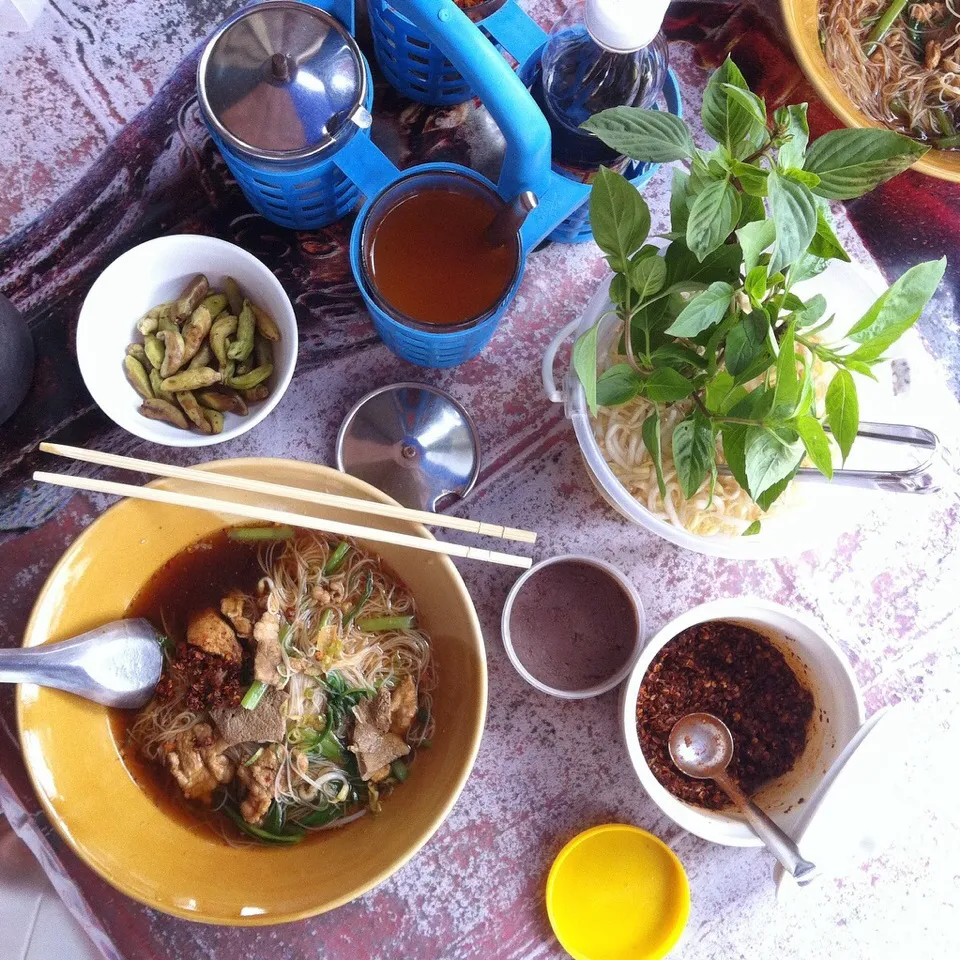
715;771;817;883
0;643;89;693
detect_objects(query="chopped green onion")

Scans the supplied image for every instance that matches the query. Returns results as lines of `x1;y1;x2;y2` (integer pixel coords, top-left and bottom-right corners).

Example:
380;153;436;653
241;680;268;710
390;759;409;782
228;525;295;541
319;729;344;762
355;615;416;632
263;801;284;834
863;0;908;56
419;739;432;749
223;805;304;844
297;804;343;828
243;746;264;767
341;573;373;629
323;542;350;575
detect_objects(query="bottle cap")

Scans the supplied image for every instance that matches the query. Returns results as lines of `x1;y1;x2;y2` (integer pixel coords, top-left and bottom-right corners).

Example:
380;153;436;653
585;0;669;52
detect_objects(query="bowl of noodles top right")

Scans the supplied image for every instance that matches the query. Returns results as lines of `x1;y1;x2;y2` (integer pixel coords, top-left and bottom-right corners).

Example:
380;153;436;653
781;0;960;182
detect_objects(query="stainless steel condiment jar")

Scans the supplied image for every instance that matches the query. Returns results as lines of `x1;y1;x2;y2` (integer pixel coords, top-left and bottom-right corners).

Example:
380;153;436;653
197;0;373;229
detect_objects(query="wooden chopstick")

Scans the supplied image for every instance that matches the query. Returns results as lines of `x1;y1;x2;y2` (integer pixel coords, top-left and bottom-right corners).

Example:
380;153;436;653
32;471;533;570
38;443;536;545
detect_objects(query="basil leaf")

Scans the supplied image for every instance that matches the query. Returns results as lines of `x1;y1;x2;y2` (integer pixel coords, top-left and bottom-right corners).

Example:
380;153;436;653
701;57;766;157
631;255;667;299
573;324;600;416
768;170;818;275
738;193;766;227
825;369;859;463
705;370;747;414
686;179;741;262
790;293;827;328
725;310;768;378
795;415;834;479
775;103;809;169
609;273;629;308
773;322;799;411
650;343;708;371
590;166;651;273
789;252;829;285
808;207;851;262
756;467;798;511
670;168;691;232
843;258;946;360
596;364;643;406
737;219;776;274
805;128;928;199
783;167;821;188
642;412;667;499
665;239;742;286
742;520;762;536
721;83;767;129
730;159;769;196
744;425;804;499
582;107;695;162
744;265;768;305
666;281;734;336
672;414;716;498
644;367;696;403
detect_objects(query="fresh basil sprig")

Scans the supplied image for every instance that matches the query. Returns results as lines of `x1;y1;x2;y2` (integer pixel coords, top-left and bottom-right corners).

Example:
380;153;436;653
575;57;945;518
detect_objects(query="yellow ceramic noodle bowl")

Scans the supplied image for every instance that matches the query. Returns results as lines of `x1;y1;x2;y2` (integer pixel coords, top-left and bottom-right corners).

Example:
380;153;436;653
781;0;960;183
17;459;486;925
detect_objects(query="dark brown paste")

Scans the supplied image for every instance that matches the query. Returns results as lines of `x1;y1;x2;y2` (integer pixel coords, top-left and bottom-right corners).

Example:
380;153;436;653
636;620;814;810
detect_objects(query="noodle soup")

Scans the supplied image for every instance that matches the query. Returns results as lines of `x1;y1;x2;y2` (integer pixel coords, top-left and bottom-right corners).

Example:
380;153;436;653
118;525;436;845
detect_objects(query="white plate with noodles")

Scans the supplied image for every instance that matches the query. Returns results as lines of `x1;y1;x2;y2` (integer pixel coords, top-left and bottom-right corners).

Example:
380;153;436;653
543;260;932;559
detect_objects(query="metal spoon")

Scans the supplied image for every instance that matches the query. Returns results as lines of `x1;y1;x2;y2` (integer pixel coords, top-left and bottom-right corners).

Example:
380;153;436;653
0;619;163;709
484;190;538;248
669;712;817;883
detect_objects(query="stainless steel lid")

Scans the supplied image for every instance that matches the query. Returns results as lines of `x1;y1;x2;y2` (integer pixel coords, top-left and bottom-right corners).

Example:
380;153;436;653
197;0;368;162
336;383;481;511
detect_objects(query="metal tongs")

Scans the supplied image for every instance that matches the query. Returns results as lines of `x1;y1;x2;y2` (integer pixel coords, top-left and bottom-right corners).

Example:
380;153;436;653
799;422;942;494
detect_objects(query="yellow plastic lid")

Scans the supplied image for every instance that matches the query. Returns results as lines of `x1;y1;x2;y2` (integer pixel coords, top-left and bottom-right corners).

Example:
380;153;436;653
546;824;689;960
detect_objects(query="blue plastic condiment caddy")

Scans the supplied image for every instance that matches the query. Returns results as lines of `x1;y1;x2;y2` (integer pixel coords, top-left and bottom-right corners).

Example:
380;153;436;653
198;0;681;367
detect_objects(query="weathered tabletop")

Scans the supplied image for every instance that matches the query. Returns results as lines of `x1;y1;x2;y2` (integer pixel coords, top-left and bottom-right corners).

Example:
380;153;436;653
1;2;959;958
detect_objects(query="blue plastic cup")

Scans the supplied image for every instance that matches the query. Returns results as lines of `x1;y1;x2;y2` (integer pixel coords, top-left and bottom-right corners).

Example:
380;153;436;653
350;164;525;368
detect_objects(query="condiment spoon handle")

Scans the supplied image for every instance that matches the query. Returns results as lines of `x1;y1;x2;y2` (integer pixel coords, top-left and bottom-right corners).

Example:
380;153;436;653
713;770;817;883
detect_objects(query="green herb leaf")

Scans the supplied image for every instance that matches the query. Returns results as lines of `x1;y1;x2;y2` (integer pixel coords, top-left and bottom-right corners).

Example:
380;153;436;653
665;281;733;336
686;179;742;262
808;207;851;262
789;293;827;328
783;167;821;188
742;520;762;536
789;252;829;285
665;240;742;286
768;170;818;274
720;83;767;129
573;324;600;416
596;363;643;406
650;343;708;371
737;220;777;274
744;425;804;499
644;367;696;403
755;468;798;511
705;370;748;414
738;193;767;227
774;103;809;169
825;369;859;463
730;159;769;196
672;414;716;498
670;168;691;232
773;322;799;411
725;310;769;378
582;107;695;162
804;128;928;200
590;167;651;273
843;258;946;360
631;254;667;299
744;265;767;305
795;415;834;479
701;57;767;156
642;411;667;499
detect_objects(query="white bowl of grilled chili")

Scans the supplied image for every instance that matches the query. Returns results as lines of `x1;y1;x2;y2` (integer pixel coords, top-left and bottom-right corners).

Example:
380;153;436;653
621;599;864;847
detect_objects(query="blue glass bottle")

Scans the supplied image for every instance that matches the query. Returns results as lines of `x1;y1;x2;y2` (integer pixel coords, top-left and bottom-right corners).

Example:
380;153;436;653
535;0;669;180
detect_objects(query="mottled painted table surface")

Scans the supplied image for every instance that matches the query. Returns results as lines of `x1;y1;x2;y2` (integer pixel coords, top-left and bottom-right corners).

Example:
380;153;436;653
1;2;959;958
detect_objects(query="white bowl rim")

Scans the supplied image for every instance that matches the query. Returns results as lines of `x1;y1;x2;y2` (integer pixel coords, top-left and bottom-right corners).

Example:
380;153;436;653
76;234;298;447
501;553;646;700
619;597;865;846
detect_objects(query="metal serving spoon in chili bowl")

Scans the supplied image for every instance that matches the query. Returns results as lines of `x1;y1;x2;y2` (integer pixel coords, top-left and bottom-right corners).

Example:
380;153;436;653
669;711;818;884
0;619;163;709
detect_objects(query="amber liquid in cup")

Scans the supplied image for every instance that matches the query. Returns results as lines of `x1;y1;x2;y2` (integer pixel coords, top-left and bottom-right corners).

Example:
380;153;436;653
365;186;517;327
